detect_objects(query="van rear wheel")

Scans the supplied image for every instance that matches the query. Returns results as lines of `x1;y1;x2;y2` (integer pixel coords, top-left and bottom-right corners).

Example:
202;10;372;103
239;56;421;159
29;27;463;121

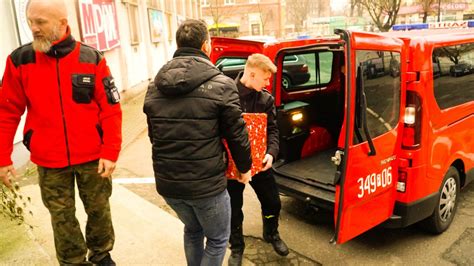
422;167;460;234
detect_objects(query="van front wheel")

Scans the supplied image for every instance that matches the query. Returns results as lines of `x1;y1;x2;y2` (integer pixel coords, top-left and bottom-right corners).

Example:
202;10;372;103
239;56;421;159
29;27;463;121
422;166;460;234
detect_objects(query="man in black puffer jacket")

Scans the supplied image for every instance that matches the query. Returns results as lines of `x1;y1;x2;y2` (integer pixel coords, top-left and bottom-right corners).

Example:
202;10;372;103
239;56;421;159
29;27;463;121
143;19;252;266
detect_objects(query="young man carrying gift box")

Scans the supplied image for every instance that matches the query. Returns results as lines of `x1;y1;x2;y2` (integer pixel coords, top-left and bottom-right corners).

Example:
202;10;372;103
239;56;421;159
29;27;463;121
227;53;289;266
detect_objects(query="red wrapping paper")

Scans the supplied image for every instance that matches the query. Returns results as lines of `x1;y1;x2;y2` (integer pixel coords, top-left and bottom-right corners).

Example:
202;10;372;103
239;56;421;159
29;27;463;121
223;113;267;179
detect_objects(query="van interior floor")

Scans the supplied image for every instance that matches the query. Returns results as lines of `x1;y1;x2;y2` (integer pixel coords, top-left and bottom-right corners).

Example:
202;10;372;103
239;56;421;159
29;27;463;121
275;148;338;188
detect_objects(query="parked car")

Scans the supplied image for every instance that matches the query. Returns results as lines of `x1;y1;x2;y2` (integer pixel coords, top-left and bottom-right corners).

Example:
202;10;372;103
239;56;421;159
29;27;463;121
216;55;310;89
364;57;385;79
449;62;473;77
433;61;441;78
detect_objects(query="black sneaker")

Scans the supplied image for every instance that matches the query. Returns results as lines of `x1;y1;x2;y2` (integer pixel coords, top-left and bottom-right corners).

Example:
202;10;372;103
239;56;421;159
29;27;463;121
264;234;289;257
95;254;116;266
228;252;243;266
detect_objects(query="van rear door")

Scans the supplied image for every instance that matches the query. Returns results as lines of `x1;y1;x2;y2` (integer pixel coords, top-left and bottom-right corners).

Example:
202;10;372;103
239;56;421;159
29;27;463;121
210;37;265;64
334;30;406;244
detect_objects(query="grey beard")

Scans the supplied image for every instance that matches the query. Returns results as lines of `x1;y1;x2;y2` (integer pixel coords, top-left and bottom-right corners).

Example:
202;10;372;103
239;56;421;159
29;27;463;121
32;38;53;53
32;25;62;53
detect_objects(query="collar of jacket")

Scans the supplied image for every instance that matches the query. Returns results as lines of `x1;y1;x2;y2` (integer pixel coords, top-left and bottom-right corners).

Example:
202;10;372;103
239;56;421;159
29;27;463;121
235;71;255;98
45;26;76;58
173;47;210;61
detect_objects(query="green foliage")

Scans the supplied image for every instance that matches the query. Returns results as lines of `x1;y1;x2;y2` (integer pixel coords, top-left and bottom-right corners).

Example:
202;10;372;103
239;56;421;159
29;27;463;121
1;179;33;227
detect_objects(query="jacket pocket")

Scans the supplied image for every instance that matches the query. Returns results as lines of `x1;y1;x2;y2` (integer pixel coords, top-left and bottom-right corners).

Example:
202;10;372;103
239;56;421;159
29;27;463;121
72;74;95;104
23;129;33;151
96;124;104;144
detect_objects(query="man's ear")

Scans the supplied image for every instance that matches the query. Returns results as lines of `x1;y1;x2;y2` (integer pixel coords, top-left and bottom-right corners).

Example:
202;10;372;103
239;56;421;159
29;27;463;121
250;71;256;79
201;40;211;56
59;18;68;30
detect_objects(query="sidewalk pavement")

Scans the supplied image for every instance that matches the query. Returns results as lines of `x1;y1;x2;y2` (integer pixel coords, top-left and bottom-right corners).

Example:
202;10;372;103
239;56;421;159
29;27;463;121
2;183;187;265
0;81;253;265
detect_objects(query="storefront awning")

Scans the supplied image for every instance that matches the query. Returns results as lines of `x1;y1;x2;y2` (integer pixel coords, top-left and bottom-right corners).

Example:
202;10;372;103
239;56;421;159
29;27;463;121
208;23;239;30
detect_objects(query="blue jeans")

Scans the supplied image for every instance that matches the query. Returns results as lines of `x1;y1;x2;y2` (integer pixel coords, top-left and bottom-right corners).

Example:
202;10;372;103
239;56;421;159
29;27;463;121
164;190;231;266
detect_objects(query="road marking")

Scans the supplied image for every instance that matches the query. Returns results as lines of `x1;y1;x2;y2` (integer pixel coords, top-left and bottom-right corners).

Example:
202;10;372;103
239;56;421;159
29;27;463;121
113;177;155;184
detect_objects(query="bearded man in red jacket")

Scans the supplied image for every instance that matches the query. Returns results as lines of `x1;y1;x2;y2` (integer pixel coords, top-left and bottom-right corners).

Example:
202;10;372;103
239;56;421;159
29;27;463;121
0;0;121;264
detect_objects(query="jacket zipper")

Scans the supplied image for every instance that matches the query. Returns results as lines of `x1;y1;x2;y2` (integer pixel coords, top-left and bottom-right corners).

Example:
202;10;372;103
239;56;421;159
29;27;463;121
55;50;71;166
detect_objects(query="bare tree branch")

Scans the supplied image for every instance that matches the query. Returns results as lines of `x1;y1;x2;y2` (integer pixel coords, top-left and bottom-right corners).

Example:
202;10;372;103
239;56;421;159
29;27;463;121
360;0;401;32
286;0;311;33
206;0;236;36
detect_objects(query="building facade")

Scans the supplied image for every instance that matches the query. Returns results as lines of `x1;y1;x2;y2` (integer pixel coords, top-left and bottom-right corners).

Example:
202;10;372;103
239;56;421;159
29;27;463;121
201;0;282;37
397;0;472;24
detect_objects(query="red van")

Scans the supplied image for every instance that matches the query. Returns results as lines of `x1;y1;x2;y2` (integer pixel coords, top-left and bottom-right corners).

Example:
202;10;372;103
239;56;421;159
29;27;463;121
211;28;474;244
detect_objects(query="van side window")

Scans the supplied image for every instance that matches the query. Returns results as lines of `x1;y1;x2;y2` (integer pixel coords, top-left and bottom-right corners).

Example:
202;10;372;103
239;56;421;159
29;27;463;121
432;43;474;109
354;51;401;144
282;51;333;91
215;57;248;80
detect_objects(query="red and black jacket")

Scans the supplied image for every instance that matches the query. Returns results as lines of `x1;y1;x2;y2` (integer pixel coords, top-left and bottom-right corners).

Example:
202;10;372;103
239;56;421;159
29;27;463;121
0;29;122;168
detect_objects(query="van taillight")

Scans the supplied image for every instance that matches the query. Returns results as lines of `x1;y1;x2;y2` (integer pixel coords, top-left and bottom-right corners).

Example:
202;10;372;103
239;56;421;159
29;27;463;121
397;170;407;192
402;91;421;149
397;158;410;193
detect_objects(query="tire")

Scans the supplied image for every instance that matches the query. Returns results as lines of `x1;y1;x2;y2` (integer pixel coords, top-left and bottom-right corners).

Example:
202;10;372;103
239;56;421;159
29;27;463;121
282;75;291;89
422;167;460;234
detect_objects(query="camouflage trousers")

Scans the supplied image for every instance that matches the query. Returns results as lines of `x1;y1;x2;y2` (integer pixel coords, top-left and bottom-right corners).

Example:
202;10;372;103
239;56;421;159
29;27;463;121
37;160;114;265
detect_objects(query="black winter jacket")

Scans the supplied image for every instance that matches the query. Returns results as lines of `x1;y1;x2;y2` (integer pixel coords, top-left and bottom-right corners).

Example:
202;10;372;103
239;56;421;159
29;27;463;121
236;74;279;160
143;48;252;199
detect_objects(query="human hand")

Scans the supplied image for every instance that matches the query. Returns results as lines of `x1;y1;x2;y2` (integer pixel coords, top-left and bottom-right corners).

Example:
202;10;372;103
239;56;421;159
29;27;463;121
262;154;273;171
98;159;116;178
237;170;252;184
0;165;16;189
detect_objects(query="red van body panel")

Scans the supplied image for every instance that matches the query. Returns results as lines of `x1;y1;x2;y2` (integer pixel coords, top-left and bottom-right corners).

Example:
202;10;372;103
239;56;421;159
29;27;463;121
211;29;474;244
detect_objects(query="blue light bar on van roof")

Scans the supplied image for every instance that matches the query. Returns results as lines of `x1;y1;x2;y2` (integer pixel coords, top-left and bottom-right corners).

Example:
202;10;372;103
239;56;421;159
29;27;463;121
392;23;428;31
392;20;474;31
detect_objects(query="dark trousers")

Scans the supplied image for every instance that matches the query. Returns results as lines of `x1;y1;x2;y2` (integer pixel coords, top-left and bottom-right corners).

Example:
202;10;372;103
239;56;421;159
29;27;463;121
227;170;281;252
37;160;114;264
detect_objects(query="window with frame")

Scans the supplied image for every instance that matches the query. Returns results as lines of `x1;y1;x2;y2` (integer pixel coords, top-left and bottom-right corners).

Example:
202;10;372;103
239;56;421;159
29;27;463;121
127;3;140;45
281;51;333;91
224;0;235;5
432;43;474;109
166;12;173;41
354;50;401;143
201;0;209;7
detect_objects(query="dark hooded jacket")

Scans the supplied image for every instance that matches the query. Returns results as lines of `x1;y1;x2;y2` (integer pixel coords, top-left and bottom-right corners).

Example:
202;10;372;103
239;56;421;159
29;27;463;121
143;48;252;199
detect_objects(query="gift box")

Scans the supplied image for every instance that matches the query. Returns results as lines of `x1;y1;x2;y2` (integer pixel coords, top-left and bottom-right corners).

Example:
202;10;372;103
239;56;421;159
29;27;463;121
223;113;267;179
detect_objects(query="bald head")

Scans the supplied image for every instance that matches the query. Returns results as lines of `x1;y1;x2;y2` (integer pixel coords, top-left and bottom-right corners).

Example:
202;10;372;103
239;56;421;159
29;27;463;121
27;0;68;20
27;0;69;52
26;0;67;19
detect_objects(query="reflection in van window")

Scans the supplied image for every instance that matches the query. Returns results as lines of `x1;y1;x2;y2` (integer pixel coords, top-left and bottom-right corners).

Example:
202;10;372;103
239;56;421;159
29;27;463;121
432;43;474;109
354;51;401;144
215;57;247;80
282;52;333;91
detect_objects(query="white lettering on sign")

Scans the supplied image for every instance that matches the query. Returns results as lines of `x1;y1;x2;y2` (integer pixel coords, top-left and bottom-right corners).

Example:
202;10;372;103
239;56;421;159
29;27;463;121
429;21;468;29
357;167;392;198
78;0;120;51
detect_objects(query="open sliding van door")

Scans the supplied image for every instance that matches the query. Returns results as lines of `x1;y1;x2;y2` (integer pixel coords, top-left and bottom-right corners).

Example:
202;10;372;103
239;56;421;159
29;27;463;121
334;30;406;244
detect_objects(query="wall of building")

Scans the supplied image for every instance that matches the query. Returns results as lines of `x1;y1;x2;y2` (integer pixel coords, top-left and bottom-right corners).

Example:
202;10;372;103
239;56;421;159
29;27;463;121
0;1;19;83
202;0;282;38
